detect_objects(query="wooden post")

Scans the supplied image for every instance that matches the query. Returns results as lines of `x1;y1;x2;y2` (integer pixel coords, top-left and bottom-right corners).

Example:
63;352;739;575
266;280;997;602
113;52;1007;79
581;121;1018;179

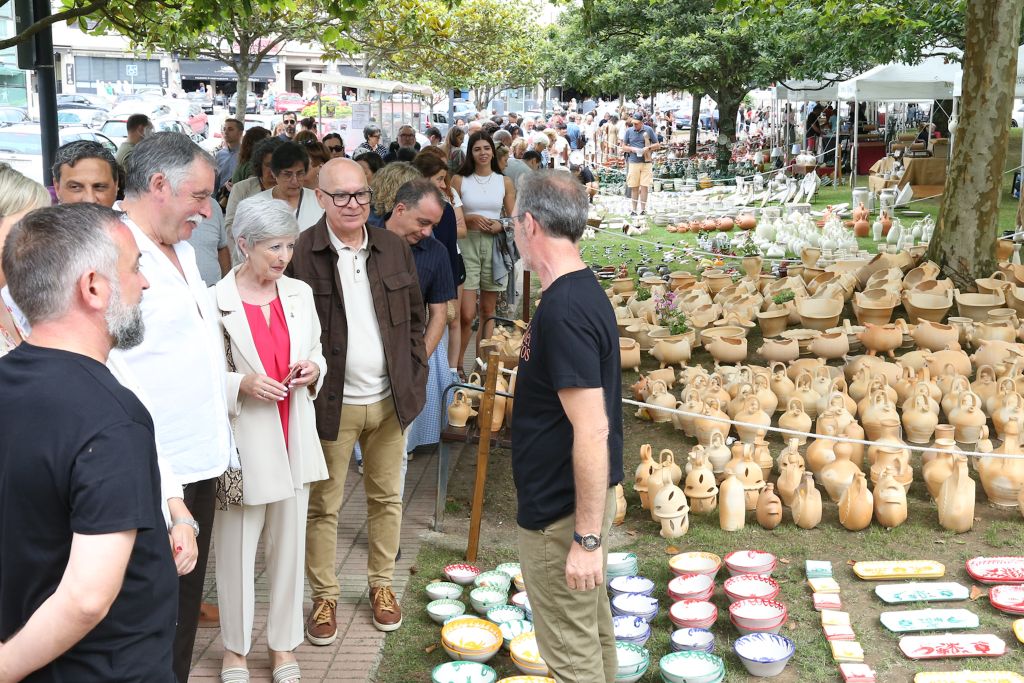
465;350;499;563
521;270;532;322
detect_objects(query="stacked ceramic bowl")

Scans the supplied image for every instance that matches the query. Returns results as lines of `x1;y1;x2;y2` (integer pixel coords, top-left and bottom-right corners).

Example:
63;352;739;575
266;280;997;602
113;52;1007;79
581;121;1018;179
441;617;503;663
496;677;555;683
431;661;497;683
722;575;780;603
475;571;513;593
723;550;777;577
668;552;722;580
670;627;715;654
733;633;795;677
510;592;531;620
608;552;640;580
988;585;1024;616
609;575;656;598
611;593;660;622
427;598;467;624
470;587;507;615
615;642;651;683
498;619;534;650
494;562;521;581
509;632;549;676
613;615;653;646
659;650;725;683
486;604;525;625
668;599;718;630
667;574;714;602
729;599;788;635
445;563;483;586
426;581;464;602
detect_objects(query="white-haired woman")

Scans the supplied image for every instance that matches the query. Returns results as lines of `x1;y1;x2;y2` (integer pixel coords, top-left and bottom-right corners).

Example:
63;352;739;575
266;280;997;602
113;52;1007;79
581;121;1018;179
0;163;51;357
212;197;328;683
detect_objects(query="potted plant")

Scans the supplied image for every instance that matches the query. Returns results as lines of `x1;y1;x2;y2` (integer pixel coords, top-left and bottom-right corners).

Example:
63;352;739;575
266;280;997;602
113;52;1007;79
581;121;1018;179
649;291;693;346
736;236;763;278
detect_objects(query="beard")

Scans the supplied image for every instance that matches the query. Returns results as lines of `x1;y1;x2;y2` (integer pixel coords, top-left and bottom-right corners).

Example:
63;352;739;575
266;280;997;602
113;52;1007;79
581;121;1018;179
105;281;146;350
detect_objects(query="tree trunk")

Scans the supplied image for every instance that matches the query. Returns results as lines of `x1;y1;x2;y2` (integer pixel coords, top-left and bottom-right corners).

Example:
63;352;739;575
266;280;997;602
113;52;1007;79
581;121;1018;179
927;0;1024;288
688;92;702;157
716;92;742;175
234;63;251;126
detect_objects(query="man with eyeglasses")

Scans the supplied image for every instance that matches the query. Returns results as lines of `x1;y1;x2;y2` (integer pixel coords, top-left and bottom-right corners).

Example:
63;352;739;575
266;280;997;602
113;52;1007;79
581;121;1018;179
385;124;421;163
288;158;426;642
279;112;298;140
323;132;346;159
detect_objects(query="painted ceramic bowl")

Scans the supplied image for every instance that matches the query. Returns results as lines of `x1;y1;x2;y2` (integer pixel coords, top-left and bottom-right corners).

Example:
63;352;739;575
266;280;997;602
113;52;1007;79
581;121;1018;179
607;552;640;577
670;627;715;653
669;552;722;579
486;604;526;625
495;677;554;683
611;593;660;622
612;615;652;646
730;614;786;636
427;598;467;625
445;563;483;585
509;632;545;666
426;581;465;602
609;575;656;597
441;640;500;664
724;550;777;577
494;562;522;579
431;661;498;683
469;587;507;615
499;619;535;650
441;618;502;659
658;650;725;683
615;641;650;683
474;571;512;592
733;633;795;677
667;573;715;602
723;575;780;603
513;573;526;593
729;598;788;630
669;600;718;629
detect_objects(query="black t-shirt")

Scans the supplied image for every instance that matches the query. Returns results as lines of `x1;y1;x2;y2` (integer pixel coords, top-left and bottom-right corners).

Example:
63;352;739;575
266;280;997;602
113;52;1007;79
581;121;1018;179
0;344;177;683
511;268;624;530
576;167;595;184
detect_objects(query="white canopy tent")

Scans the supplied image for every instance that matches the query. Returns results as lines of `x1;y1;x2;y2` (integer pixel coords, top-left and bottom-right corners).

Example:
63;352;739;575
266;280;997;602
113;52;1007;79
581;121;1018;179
295;71;433;98
773;78;841;102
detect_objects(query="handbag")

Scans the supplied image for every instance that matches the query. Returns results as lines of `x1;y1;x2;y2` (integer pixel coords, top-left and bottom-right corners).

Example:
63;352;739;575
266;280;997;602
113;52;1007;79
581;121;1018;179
215;323;244;511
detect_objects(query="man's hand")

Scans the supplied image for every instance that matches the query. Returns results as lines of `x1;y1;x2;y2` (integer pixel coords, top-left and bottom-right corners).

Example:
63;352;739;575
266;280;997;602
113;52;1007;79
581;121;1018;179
169;524;198;576
565;543;603;591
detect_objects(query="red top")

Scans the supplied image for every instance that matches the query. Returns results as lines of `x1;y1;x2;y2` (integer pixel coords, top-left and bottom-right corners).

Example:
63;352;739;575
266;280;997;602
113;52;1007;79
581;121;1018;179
243;297;291;449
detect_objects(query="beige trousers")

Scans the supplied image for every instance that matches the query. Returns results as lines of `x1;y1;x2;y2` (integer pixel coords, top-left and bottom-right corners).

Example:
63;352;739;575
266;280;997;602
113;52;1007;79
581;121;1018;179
306;397;405;599
517;489;617;683
214;485;310;654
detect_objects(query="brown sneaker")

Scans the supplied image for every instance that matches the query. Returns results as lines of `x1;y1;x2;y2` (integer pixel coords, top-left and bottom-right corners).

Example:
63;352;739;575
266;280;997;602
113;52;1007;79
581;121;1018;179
369;585;402;632
306;598;338;645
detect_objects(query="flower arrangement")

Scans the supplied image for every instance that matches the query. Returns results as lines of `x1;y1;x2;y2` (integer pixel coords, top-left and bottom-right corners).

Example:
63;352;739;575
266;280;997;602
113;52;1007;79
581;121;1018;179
736;234;761;257
653;291;690;335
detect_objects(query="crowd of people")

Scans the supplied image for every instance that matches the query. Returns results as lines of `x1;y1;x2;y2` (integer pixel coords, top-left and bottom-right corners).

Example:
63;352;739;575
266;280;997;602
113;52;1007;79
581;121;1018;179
0;101;631;683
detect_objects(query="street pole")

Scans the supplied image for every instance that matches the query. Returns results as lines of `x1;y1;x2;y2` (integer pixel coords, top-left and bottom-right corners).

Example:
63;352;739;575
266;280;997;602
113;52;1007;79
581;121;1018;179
32;0;58;188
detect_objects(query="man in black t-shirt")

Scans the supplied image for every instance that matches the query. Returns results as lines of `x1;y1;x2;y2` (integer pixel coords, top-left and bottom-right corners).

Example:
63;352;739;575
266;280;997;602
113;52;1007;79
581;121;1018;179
0;204;177;682
509;171;624;683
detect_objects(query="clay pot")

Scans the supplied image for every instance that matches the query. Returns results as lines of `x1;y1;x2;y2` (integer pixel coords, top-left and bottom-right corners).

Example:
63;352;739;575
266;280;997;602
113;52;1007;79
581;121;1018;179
702;269;733;295
936;455;974;533
755;484;783;530
903;394;939;444
676;389;703;437
684;461;719;514
706;430;731;477
613;483;627;525
660;448;683;487
735;397;771;443
880;211;892;236
653;467;690;539
791;372;822;421
611;277;635;295
949;391;986;445
770;362;796;408
776;441;805;507
646;379;677;423
912;321;960;352
448;389;477;428
668;271;697;290
634;444;658;510
806;422;838;481
650;337;692;370
707;336;748;364
955;289;1005;322
756;308;790;338
758;337;800;362
821;444;862;503
792;472;823;530
992;388;1024;441
979;420;1024;507
695;398;730;447
838;472;873;531
874;467;908;529
796;297;843;331
779;398;812;445
854;217;870;238
737;213;757;230
809;331;850;360
922;440;958;500
752;373;779;416
718;474;746;531
857;320;907;358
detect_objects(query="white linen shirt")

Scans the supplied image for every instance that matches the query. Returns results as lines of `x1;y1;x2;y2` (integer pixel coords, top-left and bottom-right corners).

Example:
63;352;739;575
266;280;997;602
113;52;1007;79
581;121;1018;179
326;222;390;404
107;212;233;493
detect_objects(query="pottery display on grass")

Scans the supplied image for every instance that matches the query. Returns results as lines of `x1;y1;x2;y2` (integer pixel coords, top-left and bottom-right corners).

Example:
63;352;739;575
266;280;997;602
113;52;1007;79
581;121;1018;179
734;396;771;442
796;297;843;331
650;336;692;369
758;337;800;362
792;472;822;529
719;474;746;532
874;467;909;529
619;338;642;372
838;472;873;531
820;444;861;503
634;444;657;510
646;379;677;423
707;335;748;364
937;455;975;533
978;421;1024;507
755;483;783;530
776;446;805;508
652;467;690;539
756;308;790;338
809;331;850;360
614;484;627;525
922;440;959;499
903;394;939;444
955;289;1005;322
685;461;719;513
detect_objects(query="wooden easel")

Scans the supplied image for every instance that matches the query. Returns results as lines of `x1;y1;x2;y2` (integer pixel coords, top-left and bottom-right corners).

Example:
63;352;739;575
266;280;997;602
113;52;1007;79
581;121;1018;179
465;350;500;563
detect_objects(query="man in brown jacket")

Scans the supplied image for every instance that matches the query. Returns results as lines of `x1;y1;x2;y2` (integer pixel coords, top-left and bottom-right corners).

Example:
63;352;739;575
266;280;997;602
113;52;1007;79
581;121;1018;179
287;158;427;641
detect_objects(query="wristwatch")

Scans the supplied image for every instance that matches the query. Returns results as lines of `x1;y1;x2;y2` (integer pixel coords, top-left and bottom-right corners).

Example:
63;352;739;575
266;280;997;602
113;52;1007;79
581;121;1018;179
573;531;601;552
172;517;200;538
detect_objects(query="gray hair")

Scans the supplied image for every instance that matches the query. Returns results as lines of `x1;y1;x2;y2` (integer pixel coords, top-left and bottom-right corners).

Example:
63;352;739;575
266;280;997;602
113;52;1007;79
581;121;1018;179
233;197;299;248
2;203;121;325
515;170;588;242
393;178;445;212
52;140;119;185
492;129;512;146
363;124;381;141
0;164;50;219
124;131;215;198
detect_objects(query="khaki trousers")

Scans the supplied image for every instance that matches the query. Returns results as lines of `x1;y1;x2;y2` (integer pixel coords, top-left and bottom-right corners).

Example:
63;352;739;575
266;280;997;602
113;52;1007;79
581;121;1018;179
215;486;310;654
517;489;617;683
306;398;405;599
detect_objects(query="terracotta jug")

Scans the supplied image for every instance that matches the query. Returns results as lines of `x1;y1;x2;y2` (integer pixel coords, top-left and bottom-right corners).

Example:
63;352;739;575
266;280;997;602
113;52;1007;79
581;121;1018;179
653;468;690;539
675;389;703;437
735;396;771;443
660;448;683;487
838;472;873;531
447;389;477;428
776;437;803;474
874;466;908;529
751;372;778;414
645;453;668;513
844;420;867;470
613;483;627;525
633;444;657;510
972;365;1000;408
880;210;892;236
752;437;774;480
718;473;746;531
770;362;796;407
901;381;940;417
937;455;975;533
776;445;805;508
684;461;719;514
861;390;899;442
647;379;677;423
924;424;956;466
791;372;822;420
779;398;812;445
727;382;754;418
792;472;823;529
979;420;1024;507
695;398;730;447
867;417;908;467
993;389;1024;441
620;337;642;373
903;394;939;444
738;449;767;511
940;375;970;422
949;391;986;445
755;483;783;530
923;439;959;499
465;371;484;405
706;430;731;478
806;423;838;481
821;443;862;503
491;390;507;432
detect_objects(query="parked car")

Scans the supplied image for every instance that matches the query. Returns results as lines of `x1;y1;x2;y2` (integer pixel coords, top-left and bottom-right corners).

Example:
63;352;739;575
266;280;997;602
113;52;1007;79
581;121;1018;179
0;107;30;126
57;108;107;129
673;110;693;130
0;124;117;184
229;92;261;115
56;93;113;111
101;116;202;147
186;91;214;115
421;111;450;136
274;92;307;114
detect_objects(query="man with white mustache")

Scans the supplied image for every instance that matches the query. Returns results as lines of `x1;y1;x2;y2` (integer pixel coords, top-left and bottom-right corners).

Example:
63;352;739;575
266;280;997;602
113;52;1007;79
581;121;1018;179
108;132;234;682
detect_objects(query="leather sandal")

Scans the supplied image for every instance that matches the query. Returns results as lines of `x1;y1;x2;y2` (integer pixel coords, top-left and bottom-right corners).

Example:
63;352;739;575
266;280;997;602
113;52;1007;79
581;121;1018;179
272;662;301;683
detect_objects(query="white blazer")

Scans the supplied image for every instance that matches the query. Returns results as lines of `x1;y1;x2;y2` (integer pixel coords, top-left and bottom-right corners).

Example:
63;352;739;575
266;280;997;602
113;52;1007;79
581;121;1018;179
212;269;329;506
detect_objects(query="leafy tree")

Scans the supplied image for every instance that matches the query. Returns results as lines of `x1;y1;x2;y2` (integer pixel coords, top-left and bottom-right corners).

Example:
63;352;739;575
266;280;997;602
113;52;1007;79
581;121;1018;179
0;0;113;51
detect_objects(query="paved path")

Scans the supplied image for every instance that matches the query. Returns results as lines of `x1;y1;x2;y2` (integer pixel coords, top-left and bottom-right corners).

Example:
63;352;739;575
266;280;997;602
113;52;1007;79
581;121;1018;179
188;450;439;682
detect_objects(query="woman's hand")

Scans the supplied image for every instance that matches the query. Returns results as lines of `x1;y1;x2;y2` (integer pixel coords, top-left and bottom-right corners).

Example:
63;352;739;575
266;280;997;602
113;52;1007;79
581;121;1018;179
240;373;288;402
286;360;320;388
465;214;492;233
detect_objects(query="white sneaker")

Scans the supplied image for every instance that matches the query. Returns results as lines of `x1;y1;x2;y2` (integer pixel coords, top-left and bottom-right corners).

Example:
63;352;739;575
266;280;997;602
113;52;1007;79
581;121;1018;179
357;462;364;475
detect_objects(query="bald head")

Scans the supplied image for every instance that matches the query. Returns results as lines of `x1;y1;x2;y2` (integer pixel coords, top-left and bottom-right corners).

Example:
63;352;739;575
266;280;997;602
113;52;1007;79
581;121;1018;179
316;158;372;239
320;157;367;190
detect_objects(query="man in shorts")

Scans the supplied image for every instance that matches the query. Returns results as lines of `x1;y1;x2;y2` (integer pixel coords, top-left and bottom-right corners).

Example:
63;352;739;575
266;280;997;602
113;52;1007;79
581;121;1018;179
620;117;660;215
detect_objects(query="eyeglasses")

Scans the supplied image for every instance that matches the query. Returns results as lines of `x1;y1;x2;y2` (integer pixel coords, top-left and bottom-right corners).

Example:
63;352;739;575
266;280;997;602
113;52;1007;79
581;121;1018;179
284;119;297;126
498;214;523;229
319;188;373;207
328;145;344;153
276;169;307;181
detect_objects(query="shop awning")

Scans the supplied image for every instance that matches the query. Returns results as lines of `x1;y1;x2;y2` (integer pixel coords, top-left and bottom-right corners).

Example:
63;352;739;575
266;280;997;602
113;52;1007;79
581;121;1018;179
178;59;276;82
295;71;433;97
